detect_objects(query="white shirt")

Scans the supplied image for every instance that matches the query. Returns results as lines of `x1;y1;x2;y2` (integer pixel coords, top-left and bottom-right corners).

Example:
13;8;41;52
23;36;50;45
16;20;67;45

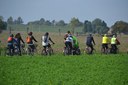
42;36;49;46
65;36;73;46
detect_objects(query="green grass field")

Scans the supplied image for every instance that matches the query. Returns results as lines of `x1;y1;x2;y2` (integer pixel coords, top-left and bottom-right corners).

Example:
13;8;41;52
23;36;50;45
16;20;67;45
0;54;128;85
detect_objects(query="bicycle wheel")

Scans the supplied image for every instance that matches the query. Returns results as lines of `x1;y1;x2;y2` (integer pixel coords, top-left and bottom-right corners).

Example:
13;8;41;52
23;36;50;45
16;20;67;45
85;47;91;54
101;47;105;54
63;47;69;56
46;48;51;56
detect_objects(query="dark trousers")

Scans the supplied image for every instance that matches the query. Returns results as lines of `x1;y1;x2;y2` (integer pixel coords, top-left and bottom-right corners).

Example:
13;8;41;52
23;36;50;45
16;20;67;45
87;44;94;54
28;44;35;52
17;45;21;55
8;44;14;56
111;44;117;54
65;42;72;50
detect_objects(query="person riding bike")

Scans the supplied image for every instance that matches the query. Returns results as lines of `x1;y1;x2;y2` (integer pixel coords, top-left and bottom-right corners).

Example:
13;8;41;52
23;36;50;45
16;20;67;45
42;32;55;55
7;34;17;56
64;31;72;40
86;33;95;54
26;32;37;53
72;35;80;55
14;33;25;56
102;34;110;53
64;33;73;53
110;34;120;54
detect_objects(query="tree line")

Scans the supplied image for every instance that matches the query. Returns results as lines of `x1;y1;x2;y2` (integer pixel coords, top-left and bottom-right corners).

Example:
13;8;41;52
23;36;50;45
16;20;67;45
0;16;128;34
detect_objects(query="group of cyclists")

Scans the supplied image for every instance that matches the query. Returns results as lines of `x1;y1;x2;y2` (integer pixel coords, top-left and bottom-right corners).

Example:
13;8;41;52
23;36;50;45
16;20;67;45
6;30;120;56
86;33;120;54
6;32;56;56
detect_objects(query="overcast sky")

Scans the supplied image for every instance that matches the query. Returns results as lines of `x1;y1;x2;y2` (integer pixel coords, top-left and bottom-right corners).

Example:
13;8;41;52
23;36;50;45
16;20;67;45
0;0;128;27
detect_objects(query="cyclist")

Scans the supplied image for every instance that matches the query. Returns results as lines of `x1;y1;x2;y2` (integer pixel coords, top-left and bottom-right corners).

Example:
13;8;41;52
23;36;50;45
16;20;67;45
42;32;55;55
26;32;37;53
64;33;73;53
110;34;120;54
7;34;17;56
72;35;80;55
102;34;110;53
64;31;72;40
14;33;25;56
86;33;95;54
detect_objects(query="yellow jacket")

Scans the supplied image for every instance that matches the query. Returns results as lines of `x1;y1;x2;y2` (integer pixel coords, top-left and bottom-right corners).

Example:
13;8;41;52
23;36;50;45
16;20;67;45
102;36;109;44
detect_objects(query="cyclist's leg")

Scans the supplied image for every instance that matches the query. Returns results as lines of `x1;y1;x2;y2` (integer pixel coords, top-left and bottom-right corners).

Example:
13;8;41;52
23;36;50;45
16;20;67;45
90;44;93;54
48;44;53;52
43;46;47;55
65;42;68;48
114;44;117;54
27;44;32;54
111;44;114;53
105;44;108;53
18;44;22;56
31;44;35;53
8;45;11;56
101;44;105;53
11;44;14;56
69;42;73;53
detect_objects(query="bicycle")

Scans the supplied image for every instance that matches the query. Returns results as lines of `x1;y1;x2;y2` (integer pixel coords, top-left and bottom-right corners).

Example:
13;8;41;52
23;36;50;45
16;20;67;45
41;44;54;56
20;44;26;55
5;46;14;56
72;47;81;55
84;45;95;54
26;43;38;56
63;45;72;56
110;45;119;54
13;44;21;55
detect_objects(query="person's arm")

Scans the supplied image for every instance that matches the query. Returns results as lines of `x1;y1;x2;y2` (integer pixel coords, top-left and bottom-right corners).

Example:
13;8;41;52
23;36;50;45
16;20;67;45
49;37;54;44
32;36;37;42
92;37;95;45
20;37;25;44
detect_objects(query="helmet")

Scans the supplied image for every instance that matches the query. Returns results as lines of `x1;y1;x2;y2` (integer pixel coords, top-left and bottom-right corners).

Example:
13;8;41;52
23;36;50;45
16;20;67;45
45;32;49;36
67;31;71;34
17;33;20;35
28;32;33;35
104;34;107;37
89;33;92;37
10;34;14;37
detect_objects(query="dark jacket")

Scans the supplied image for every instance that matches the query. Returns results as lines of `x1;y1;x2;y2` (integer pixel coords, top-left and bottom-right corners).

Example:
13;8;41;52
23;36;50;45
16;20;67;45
86;36;95;45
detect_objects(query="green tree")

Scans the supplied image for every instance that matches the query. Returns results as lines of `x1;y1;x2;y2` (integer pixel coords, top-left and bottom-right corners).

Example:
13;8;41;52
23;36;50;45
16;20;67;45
56;20;66;26
83;20;93;33
39;18;45;25
0;16;4;21
111;21;128;34
44;20;52;26
70;17;80;34
92;18;109;34
7;16;13;24
17;17;23;24
0;19;7;32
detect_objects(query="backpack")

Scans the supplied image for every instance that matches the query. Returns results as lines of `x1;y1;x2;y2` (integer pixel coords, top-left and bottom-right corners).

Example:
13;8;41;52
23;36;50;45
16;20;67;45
26;36;31;43
116;39;120;45
7;37;13;42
